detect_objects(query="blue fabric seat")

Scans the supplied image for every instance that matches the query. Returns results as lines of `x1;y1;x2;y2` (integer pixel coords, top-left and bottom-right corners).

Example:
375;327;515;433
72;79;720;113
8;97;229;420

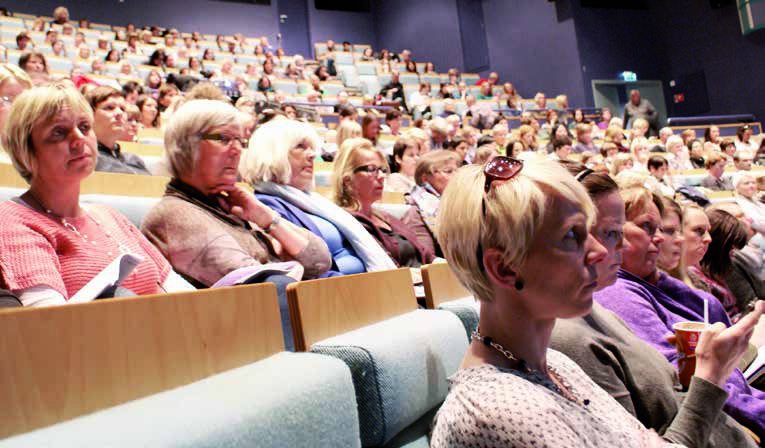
310;309;468;447
0;352;361;448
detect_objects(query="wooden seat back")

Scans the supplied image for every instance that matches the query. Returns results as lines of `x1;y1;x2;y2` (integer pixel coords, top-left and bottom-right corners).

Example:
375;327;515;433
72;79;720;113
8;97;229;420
421;263;472;309
287;268;417;351
0;284;283;439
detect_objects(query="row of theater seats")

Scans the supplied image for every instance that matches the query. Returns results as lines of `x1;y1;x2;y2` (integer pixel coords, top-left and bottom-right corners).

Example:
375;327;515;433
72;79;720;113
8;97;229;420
0;264;477;447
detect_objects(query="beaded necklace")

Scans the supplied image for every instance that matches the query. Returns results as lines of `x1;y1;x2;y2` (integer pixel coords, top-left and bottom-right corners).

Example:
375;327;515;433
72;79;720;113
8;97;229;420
26;191;132;257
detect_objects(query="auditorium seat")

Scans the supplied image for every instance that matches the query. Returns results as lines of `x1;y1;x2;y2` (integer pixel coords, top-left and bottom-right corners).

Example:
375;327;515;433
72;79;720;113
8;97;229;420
461;73;479;85
287;269;468;447
399;72;419;85
422;263;478;339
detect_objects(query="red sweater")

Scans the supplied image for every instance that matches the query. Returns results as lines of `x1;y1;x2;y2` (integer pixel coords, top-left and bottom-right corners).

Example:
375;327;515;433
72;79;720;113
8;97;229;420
0;200;170;299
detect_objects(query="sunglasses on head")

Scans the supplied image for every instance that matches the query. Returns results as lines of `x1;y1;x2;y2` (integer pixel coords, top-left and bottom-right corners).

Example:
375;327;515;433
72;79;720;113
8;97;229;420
476;156;524;271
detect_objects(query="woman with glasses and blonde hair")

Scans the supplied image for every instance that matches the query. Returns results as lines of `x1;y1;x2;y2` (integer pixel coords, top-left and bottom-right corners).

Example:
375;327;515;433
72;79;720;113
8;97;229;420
332;138;435;267
596;187;765;440
431;157;762;447
240;119;396;276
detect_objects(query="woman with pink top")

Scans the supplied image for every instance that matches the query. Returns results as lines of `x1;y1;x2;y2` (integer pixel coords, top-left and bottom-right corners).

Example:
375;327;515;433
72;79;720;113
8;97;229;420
0;85;193;306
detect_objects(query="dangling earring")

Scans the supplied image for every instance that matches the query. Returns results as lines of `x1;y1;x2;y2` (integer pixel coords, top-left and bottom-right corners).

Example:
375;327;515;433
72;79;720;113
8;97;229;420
514;279;524;291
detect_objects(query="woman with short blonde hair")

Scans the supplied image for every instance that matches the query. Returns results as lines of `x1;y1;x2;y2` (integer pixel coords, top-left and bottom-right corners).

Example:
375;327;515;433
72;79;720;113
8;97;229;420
0;85;193;306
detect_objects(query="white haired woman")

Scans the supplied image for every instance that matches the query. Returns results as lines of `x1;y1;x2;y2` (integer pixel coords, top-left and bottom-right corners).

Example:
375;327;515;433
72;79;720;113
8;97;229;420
0;85;194;307
141;100;331;349
332;138;435;267
240;118;397;275
430;157;763;447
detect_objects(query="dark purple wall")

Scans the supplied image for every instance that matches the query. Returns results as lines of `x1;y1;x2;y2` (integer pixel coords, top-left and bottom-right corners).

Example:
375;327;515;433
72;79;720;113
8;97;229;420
481;0;586;106
374;0;464;74
650;0;765;121
569;1;668;108
308;7;377;50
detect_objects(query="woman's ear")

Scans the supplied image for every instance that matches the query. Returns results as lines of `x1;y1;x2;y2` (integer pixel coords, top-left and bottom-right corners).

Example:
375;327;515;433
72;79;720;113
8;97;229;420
482;247;518;292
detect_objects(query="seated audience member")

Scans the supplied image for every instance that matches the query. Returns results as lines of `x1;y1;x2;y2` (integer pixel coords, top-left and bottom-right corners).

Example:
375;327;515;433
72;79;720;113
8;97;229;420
517;124;537;152
141;101;331;347
651;127;674;152
647;155;675;197
85;86;150;175
474;144;500;165
430;117;450;150
431;158;761;447
332;138;435;267
123;104;140;143
595;187;765;440
604;125;629;153
689;139;706;168
379;70;407;110
656;196;689;282
548;136;572;161
735;125;758;153
551;163;757;447
18;51;49;85
144;69;163;93
705;125;722;150
136;94;160;129
406;126;432;156
721;140;738;160
630;137;650;170
336;119;363;154
16;31;34;51
610;153;635;177
709;202;765;313
735;173;765;235
733;150;754;172
361;114;380;147
408;150;460;238
630;117;649;140
446;136;469;165
157;84;179;113
0;85;194;307
665;135;693;171
386;138;420;193
686;209;748;319
573;123;597;154
240;118;397;275
381;109;402;136
701;153;733;191
597;107;612;130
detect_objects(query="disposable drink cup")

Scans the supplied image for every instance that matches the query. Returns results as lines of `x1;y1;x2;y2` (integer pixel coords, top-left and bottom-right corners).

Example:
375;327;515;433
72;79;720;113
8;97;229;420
672;321;708;390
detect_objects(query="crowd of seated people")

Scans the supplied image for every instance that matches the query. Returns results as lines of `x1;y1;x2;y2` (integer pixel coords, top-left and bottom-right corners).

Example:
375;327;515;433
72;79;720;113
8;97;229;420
2;6;765;448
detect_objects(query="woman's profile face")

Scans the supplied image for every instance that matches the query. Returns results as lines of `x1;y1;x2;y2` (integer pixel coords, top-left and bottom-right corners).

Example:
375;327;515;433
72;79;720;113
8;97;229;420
514;194;607;319
424;160;457;195
287;139;317;191
591;191;625;290
656;209;683;272
0;77;27;131
621;201;665;280
397;145;419;177
682;208;711;269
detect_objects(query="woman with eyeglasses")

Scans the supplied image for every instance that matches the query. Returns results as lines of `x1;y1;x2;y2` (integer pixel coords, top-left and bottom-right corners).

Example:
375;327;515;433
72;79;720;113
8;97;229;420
551;164;758;447
332;138;435;267
595;187;765;441
0;85;195;307
240;118;396;276
142;101;330;349
431;157;762;447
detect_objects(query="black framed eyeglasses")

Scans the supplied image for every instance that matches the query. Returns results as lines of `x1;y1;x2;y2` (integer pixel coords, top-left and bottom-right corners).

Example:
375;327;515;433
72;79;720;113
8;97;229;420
200;133;248;148
353;164;390;176
476;156;524;271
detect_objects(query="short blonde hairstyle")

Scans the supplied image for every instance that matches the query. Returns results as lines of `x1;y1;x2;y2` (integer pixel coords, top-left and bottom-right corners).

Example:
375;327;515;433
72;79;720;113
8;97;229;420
332;137;388;209
437;158;595;302
610;153;635;177
4;85;93;182
414;150;461;186
239;118;321;186
605;126;624;143
620;186;663;221
164;99;244;178
0;64;32;89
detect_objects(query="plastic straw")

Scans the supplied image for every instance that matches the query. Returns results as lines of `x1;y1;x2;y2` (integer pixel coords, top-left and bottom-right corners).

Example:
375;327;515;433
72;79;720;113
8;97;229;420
703;298;709;326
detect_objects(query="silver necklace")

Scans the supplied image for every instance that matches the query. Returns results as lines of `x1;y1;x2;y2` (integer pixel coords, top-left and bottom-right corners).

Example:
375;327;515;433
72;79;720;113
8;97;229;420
27;192;131;257
471;328;589;407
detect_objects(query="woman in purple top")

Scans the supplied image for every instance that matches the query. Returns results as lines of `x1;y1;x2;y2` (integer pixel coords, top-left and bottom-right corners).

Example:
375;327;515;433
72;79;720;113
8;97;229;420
595;186;765;440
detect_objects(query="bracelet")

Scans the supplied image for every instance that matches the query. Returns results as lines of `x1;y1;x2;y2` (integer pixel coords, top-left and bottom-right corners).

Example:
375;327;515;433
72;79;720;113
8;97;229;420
262;214;281;233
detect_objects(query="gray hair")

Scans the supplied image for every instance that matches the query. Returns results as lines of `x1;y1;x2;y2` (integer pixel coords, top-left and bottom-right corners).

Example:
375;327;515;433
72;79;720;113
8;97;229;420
163;99;244;178
239;118;322;185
